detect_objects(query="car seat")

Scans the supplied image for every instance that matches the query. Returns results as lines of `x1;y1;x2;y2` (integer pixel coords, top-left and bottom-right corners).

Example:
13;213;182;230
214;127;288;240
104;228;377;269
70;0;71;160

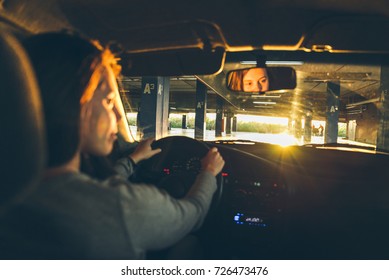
0;30;45;214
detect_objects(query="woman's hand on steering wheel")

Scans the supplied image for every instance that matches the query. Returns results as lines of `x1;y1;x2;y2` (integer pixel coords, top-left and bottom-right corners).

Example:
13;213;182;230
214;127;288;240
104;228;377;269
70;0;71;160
129;138;162;164
201;147;225;176
131;136;224;212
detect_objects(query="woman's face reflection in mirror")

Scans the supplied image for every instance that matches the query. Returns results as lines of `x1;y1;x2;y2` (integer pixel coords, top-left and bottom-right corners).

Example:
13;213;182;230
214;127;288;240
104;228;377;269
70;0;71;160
242;68;269;92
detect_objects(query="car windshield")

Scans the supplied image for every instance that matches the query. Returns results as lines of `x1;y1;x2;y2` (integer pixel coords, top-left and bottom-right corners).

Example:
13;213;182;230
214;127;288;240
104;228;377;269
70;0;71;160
119;58;382;151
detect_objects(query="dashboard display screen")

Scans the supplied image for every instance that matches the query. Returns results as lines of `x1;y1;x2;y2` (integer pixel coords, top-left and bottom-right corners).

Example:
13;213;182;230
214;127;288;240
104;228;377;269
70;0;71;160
233;212;268;228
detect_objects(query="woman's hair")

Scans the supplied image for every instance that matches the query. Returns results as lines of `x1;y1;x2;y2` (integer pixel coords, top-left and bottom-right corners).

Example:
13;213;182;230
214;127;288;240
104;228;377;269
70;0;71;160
227;69;249;91
24;32;121;167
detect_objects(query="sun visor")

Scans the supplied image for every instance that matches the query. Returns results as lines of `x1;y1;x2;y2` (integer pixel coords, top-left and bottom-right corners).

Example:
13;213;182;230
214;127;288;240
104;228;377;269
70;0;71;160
121;47;225;76
119;21;226;76
302;16;389;53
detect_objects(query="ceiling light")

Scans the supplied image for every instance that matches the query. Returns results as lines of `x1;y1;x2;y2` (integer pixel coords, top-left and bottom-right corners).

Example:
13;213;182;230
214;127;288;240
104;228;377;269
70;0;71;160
253;101;276;105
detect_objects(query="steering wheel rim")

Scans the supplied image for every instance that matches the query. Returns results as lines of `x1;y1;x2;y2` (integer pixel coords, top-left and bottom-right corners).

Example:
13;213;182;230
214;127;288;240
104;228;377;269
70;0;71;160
134;136;223;211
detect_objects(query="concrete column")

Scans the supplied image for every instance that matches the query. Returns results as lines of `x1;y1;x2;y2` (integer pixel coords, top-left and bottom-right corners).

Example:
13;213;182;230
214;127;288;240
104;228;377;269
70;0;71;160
182;114;187;129
325;81;340;143
304;112;312;143
138;76;170;139
288;117;293;134
195;80;207;140
348;120;357;141
232;116;238;132
226;112;233;135
376;66;389;151
294;117;302;139
215;95;224;137
136;105;141;138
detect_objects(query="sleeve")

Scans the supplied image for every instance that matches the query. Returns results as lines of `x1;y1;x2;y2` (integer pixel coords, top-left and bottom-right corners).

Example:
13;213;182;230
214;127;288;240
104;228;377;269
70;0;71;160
116;171;217;251
112;157;136;179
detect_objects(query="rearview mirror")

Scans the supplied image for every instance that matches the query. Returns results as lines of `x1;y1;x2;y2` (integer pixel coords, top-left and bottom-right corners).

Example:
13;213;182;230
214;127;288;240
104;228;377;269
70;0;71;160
227;67;296;93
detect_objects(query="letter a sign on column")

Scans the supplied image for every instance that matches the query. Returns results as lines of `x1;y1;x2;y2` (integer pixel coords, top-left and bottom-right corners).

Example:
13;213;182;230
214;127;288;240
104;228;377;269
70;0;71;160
143;83;155;94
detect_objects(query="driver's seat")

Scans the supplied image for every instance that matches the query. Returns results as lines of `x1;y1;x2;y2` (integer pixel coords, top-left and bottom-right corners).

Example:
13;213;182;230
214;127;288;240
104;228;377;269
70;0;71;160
0;30;45;214
0;30;46;259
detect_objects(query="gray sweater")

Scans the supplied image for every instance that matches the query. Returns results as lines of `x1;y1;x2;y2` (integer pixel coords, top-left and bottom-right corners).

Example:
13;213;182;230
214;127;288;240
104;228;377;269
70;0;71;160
0;159;216;259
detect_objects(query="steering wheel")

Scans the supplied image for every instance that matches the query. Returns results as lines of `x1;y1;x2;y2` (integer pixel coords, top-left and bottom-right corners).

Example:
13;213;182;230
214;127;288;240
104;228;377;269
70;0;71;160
132;136;223;209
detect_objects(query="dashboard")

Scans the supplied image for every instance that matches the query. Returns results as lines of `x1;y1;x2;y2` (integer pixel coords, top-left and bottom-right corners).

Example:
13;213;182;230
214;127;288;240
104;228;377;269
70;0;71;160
199;141;389;259
135;137;389;259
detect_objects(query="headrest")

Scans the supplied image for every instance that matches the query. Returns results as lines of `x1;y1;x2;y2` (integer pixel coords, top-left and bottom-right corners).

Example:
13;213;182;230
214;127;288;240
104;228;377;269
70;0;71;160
0;31;45;212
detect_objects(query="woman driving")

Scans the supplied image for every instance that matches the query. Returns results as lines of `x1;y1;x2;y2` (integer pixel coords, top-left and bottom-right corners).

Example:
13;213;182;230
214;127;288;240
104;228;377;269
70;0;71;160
1;32;224;259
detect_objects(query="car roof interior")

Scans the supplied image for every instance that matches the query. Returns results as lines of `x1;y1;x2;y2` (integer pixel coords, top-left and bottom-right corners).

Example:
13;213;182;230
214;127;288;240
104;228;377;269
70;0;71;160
1;0;389;119
2;0;389;52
